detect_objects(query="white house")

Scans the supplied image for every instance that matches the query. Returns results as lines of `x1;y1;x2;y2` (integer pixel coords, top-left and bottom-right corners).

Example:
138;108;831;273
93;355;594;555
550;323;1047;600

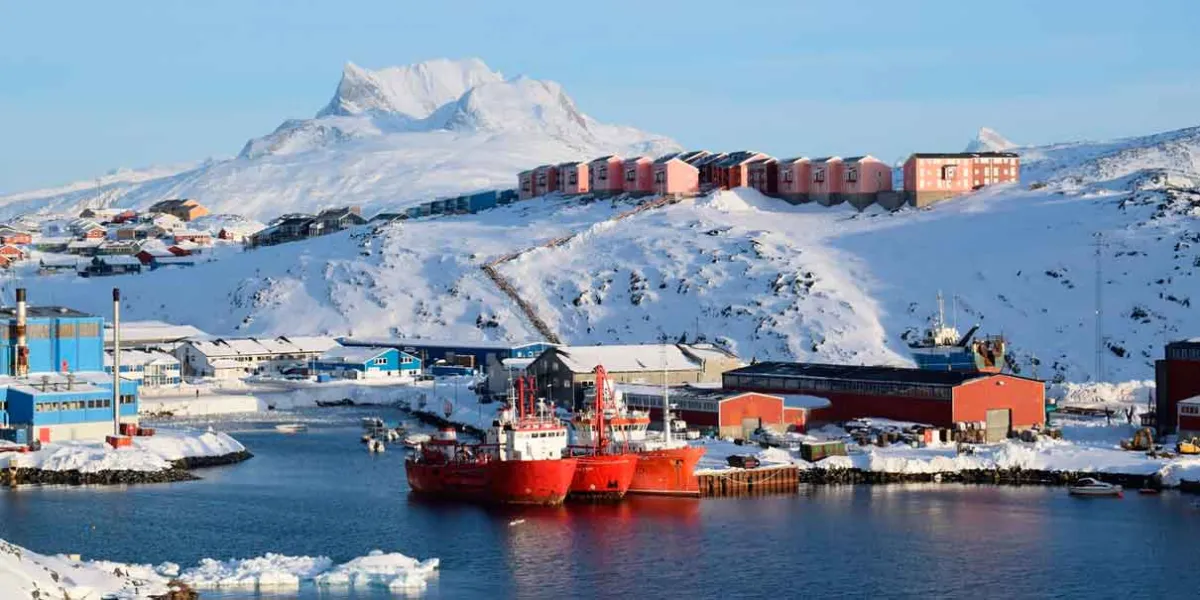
175;336;340;380
104;349;182;388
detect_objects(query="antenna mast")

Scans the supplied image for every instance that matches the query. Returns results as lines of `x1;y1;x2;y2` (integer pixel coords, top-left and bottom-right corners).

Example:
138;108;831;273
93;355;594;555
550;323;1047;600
1093;233;1105;383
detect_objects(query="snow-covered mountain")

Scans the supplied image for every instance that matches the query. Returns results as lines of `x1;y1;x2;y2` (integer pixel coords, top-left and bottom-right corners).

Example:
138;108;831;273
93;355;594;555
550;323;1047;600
0;58;680;221
965;127;1017;152
18;123;1200;385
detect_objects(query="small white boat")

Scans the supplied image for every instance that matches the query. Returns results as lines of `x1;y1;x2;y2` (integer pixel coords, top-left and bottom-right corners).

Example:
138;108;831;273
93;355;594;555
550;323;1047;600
403;433;431;449
1068;477;1123;497
361;417;386;431
275;423;308;433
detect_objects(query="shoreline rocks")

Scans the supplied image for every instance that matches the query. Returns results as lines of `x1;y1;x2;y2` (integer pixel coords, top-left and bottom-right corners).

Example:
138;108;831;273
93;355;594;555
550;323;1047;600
798;467;1159;489
3;450;253;488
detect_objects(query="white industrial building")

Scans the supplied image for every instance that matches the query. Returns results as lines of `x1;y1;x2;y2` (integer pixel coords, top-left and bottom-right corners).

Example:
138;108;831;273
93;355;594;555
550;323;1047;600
174;336;340;380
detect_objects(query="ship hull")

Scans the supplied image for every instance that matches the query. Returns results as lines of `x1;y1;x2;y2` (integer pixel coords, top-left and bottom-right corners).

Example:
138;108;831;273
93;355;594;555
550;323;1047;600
568;454;639;501
628;446;706;497
405;457;578;506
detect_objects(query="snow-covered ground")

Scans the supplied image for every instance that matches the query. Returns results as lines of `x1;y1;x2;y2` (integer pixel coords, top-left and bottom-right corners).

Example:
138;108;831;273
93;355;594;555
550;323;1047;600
694;415;1200;487
10;428;244;473
0;537;438;598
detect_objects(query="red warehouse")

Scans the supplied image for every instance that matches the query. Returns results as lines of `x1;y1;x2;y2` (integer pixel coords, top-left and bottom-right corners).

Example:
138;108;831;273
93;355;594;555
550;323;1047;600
722;362;1045;438
1156;339;1200;434
619;383;830;438
1178;398;1200;439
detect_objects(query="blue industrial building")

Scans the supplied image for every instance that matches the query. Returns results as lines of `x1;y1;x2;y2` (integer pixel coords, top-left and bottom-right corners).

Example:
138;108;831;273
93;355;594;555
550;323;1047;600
312;346;421;380
0;291;139;443
403;188;520;219
338;337;555;372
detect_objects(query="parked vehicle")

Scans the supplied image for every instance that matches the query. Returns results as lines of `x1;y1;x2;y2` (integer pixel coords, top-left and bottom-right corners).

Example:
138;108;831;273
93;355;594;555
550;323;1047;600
727;455;761;469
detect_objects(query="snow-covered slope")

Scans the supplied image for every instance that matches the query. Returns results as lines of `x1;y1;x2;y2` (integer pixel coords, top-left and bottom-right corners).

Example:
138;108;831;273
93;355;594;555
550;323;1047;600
20;118;1200;384
0;58;679;221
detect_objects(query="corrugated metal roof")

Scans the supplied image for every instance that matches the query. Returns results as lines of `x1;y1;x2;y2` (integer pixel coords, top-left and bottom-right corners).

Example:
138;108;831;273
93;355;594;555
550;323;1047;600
725;361;1038;386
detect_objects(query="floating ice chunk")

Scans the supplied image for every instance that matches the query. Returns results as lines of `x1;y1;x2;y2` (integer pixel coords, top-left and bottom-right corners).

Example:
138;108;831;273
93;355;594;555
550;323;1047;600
180;553;333;588
315;550;440;591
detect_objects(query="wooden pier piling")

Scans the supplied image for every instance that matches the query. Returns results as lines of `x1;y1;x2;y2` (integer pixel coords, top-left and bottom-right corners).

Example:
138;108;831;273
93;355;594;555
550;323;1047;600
697;465;800;497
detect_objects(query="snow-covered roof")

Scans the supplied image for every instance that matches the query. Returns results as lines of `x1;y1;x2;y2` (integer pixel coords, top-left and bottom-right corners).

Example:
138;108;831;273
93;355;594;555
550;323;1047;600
501;357;535;370
104;349;180;367
39;255;80;267
551;344;705;374
104;320;207;345
318;345;392;363
1179;396;1200;406
100;255;142;266
68;239;103;248
779;394;832;409
186;336;339;358
341;337;547;352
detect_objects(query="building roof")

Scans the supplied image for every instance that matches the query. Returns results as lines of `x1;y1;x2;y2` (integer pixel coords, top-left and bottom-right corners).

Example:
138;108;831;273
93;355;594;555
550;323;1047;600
501;357;536;370
186;336;339;359
317;345;395;364
104;348;180;367
104;320;206;345
715;151;765;167
0;305;95;319
780;394;833;409
909;152;1020;160
68;239;104;249
39;255;81;267
98;255;142;266
590;155;618;162
810;156;842;163
550;344;712;374
842;155;872;163
778;157;810;165
724;361;1032;386
340;337;549;352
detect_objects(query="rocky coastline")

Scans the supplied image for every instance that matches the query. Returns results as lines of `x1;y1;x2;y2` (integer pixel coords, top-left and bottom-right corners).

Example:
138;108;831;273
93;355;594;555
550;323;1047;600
2;450;253;487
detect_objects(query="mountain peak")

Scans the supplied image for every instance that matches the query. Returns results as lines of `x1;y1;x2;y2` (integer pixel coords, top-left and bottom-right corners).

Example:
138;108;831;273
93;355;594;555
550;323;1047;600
317;58;504;120
965;127;1017;152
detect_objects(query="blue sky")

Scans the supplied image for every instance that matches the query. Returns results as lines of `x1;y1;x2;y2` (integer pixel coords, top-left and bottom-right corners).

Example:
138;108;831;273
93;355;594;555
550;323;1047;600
2;0;1198;193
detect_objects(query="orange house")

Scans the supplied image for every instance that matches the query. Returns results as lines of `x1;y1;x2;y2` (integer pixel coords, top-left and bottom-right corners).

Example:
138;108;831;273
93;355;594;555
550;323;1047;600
651;156;700;196
558;161;590;195
776;157;811;204
587;155;624;195
809;157;845;206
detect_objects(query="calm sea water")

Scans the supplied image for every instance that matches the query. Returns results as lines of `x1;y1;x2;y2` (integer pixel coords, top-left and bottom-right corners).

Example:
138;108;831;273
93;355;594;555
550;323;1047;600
1;406;1198;599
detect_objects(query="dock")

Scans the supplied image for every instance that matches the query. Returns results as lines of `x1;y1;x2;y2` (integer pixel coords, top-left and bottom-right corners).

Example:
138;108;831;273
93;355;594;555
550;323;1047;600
696;465;800;497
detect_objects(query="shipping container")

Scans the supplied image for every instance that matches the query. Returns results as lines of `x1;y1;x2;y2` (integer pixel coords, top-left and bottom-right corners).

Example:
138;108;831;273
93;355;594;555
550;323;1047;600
105;435;132;448
801;440;847;462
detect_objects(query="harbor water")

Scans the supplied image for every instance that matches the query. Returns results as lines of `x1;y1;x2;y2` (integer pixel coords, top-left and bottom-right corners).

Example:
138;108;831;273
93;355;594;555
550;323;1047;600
1;406;1199;598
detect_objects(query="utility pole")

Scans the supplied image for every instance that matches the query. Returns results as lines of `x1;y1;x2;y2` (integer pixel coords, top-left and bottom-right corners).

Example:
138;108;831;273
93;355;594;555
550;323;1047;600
1093;233;1105;383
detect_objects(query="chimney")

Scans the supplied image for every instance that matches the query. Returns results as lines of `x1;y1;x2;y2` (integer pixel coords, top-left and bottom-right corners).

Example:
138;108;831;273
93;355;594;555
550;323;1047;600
112;288;121;437
15;288;28;377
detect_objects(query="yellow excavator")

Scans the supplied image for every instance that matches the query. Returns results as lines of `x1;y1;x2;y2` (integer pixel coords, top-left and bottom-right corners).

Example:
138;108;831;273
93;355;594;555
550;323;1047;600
1177;437;1200;455
1121;428;1155;451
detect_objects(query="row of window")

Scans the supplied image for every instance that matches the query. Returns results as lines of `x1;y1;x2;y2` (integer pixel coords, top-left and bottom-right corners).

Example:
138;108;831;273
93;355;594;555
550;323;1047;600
724;375;952;400
1169;348;1200;360
524;431;565;439
1182;405;1200;415
4;323;102;339
625;393;719;412
35;398;113;412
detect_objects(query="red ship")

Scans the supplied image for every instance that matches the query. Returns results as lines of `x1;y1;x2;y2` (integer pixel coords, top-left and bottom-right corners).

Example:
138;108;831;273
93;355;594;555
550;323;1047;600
567;366;638;501
580;365;706;498
404;378;577;506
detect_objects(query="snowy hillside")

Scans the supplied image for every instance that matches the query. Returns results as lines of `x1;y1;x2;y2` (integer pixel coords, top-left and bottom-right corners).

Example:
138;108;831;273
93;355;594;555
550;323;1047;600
0;58;679;221
17;119;1200;385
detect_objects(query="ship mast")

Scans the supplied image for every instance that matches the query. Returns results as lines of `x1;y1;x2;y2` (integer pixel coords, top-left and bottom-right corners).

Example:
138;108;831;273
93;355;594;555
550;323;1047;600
661;338;670;447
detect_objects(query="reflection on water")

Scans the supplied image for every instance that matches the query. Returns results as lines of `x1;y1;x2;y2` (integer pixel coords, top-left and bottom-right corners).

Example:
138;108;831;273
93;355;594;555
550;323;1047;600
2;408;1200;598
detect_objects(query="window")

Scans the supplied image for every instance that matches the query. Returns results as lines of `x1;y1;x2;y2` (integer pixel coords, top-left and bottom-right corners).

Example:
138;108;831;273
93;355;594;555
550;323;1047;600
58;323;76;337
625;168;636;182
941;164;957;180
813;168;825;183
79;322;100;337
536;175;546;185
783;171;793;183
568;174;577;185
119;394;135;405
845;168;859;183
521;182;531;191
654;172;665;183
598;167;608;180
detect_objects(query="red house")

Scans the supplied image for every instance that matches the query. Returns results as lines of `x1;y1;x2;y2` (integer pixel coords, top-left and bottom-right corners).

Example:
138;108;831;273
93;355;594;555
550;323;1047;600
0;245;24;261
517;169;536;200
533;164;559;197
82;227;107;240
110;210;138;224
0;227;32;245
714;151;768;190
746;157;779;197
587;155;624;195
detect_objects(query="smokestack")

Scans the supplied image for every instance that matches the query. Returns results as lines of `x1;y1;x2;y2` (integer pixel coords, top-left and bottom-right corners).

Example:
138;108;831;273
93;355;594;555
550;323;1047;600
15;288;28;377
112;288;121;437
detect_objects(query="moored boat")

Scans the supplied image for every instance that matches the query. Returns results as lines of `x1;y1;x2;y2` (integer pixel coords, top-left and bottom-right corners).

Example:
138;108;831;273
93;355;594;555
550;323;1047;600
404;377;577;505
568;366;639;501
1068;477;1123;497
274;423;307;433
402;433;432;449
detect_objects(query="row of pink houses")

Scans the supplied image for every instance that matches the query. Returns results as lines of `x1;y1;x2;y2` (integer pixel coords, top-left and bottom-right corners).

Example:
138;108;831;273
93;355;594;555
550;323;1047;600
519;151;713;200
517;149;1019;210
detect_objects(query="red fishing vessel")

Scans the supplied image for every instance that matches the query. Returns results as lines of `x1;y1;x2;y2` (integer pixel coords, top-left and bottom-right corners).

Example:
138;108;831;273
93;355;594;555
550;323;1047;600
404;378;577;505
567;366;639;501
582;364;705;497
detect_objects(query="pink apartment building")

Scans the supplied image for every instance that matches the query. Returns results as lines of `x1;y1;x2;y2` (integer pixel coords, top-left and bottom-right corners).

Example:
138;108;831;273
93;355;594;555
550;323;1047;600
534;164;559;197
588;155;624;195
903;153;981;207
809;157;845;206
652;156;700;196
841;155;893;210
970;152;1021;188
776;157;811;204
622;157;654;195
558;161;590;195
518;169;536;200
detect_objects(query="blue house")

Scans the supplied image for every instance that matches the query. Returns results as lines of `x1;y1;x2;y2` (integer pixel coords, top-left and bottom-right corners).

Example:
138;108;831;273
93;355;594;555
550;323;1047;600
312;346;420;380
0;291;139;443
338;337;555;372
